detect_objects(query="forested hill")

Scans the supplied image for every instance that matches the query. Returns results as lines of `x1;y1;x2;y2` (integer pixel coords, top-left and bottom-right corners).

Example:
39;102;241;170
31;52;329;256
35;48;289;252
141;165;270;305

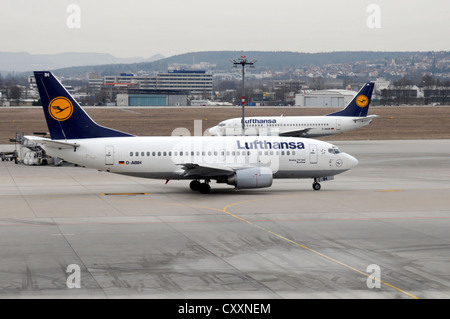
0;52;164;74
52;51;437;76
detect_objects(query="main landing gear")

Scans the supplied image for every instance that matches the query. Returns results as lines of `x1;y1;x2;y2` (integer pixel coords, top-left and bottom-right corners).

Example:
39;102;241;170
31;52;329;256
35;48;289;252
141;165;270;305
190;180;211;194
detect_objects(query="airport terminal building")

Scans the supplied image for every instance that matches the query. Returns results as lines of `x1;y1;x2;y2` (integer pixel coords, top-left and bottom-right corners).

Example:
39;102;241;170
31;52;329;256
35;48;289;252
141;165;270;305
87;70;213;106
93;70;212;97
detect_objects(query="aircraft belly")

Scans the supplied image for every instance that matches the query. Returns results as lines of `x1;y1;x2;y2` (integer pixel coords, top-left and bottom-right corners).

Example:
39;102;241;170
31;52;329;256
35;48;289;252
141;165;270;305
115;172;183;179
304;133;332;138
111;161;176;176
113;168;348;180
273;169;347;179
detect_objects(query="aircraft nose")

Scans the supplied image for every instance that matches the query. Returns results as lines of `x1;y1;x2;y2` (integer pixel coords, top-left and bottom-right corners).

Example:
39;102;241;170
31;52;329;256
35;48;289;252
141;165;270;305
345;153;359;168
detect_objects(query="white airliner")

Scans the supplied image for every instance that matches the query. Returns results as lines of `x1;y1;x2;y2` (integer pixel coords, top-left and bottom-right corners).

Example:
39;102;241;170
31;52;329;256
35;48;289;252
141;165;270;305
26;71;358;193
208;82;377;137
207;100;233;106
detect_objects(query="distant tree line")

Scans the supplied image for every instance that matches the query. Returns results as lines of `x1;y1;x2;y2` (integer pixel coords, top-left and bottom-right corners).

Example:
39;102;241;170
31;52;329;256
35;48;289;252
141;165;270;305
0;73;29;102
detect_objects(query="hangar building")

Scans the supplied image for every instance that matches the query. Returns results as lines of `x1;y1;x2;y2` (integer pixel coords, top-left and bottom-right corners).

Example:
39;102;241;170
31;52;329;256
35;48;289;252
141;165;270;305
116;89;187;107
295;89;357;107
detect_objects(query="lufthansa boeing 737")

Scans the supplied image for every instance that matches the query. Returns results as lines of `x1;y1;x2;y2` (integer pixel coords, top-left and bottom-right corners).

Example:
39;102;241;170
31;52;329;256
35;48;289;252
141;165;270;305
208;82;377;137
26;71;358;193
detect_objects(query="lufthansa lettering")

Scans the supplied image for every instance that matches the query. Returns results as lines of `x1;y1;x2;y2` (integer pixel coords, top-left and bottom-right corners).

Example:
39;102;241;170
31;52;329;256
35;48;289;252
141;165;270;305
241;118;277;124
237;140;305;150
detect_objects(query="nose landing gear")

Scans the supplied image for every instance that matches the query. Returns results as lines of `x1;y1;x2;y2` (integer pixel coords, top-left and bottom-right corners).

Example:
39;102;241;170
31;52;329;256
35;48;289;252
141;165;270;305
312;182;321;191
311;176;335;190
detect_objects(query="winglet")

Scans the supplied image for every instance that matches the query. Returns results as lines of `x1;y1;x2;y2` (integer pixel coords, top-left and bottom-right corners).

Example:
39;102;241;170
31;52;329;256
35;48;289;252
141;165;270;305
34;71;134;140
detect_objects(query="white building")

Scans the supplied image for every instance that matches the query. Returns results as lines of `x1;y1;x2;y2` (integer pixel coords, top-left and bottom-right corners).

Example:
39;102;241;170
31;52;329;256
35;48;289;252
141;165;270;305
295;89;357;107
156;70;213;97
95;71;213;98
374;78;391;92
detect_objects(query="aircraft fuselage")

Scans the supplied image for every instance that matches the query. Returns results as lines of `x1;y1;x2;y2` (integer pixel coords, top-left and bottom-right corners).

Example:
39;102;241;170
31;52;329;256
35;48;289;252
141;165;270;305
43;136;357;180
208;115;375;137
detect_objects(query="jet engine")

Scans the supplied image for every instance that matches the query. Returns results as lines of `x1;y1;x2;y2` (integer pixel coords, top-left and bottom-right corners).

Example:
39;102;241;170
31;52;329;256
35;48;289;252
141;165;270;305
227;167;273;189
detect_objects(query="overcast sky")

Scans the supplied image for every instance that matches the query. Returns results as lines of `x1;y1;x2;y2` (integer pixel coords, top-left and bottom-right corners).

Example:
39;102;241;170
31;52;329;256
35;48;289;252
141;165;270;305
1;0;449;58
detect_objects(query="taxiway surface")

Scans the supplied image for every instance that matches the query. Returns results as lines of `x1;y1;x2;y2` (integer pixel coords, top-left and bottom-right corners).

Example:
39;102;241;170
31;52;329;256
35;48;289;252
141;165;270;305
0;139;449;298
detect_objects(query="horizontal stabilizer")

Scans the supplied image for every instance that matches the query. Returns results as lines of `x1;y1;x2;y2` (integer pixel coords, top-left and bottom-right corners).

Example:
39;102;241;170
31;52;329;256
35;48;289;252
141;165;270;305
353;115;379;123
24;136;80;150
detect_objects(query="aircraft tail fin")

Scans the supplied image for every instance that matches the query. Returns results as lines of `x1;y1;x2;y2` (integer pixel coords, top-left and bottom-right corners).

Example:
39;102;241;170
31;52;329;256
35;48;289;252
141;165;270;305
327;82;375;117
33;71;134;140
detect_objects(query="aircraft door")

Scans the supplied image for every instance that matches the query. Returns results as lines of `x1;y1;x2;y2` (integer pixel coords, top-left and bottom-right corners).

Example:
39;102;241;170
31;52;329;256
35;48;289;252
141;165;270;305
336;119;342;131
105;145;114;165
309;144;318;164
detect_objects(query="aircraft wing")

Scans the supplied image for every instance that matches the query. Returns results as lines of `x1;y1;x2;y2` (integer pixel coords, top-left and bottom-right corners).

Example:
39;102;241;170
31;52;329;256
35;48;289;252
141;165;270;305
23;136;80;150
177;163;251;178
352;115;379;123
279;128;312;137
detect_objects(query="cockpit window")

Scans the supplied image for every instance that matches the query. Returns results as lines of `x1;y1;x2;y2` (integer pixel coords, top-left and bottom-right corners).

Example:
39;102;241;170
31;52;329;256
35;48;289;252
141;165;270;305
328;148;341;155
218;122;226;127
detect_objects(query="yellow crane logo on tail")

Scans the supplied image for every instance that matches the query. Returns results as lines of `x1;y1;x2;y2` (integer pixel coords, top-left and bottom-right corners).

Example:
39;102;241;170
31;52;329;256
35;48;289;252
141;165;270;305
48;97;74;121
355;95;369;108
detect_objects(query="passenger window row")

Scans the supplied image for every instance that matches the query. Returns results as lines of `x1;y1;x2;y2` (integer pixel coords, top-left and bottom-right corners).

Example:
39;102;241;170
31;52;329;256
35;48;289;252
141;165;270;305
129;150;297;157
244;123;330;127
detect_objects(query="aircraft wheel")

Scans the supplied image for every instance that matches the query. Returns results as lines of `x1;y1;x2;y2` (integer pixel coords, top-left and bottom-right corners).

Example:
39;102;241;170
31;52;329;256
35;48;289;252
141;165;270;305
312;182;321;191
199;183;211;194
190;180;201;191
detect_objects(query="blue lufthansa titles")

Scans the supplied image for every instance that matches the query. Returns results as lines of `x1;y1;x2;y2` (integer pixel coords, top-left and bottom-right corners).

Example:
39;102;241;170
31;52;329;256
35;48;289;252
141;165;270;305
241;118;277;124
237;140;305;150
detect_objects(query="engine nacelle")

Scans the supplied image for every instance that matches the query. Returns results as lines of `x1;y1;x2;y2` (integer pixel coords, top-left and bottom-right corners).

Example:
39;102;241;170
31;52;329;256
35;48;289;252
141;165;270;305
227;167;273;189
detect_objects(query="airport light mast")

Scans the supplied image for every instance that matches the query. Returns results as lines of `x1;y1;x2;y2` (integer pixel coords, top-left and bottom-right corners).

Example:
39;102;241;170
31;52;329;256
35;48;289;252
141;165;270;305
231;55;257;135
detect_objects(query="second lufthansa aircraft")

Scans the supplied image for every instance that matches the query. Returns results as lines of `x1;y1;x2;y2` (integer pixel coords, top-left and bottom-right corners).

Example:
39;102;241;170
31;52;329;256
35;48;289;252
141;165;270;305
208;82;377;138
26;71;358;193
